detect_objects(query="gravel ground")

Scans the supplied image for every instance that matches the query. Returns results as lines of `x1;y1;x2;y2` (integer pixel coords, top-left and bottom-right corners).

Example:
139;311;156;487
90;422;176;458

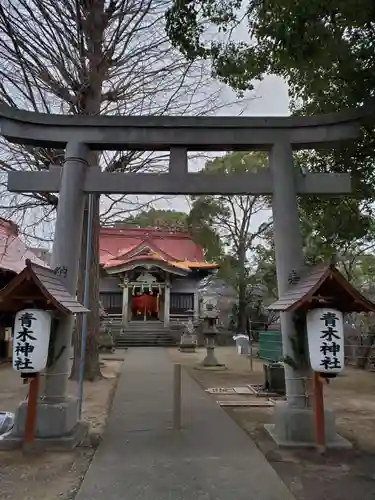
0;357;122;500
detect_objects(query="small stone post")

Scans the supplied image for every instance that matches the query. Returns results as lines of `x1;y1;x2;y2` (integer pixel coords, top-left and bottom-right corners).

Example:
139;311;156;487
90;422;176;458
173;364;182;430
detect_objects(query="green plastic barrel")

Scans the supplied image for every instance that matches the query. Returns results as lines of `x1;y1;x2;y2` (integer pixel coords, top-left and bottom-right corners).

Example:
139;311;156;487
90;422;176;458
259;330;283;362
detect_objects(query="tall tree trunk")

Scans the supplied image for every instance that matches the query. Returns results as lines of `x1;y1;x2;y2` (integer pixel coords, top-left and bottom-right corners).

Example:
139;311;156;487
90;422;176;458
70;0;108;381
236;241;247;333
70;194;102;381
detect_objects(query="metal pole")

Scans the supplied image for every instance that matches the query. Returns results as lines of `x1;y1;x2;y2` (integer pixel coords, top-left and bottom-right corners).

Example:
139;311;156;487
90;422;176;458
23;373;40;450
313;371;326;453
173;363;182;429
78;194;95;418
249;321;253;372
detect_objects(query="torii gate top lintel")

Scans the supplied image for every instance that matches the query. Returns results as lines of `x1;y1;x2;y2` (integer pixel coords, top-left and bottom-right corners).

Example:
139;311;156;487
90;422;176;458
0;103;372;151
2;103;374;196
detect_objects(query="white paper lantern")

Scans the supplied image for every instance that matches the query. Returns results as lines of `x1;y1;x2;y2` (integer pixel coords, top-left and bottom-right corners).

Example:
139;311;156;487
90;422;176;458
306;308;344;374
12;309;52;374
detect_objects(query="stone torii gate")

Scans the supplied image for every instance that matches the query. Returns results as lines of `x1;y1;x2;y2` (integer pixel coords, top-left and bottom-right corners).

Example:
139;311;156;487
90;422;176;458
0;104;369;447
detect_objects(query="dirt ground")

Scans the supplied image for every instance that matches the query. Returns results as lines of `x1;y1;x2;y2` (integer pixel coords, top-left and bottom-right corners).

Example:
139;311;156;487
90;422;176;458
168;346;375;500
0;353;123;500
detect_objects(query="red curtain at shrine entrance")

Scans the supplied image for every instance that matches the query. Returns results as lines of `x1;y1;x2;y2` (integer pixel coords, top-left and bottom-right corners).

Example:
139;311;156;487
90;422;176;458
131;293;158;319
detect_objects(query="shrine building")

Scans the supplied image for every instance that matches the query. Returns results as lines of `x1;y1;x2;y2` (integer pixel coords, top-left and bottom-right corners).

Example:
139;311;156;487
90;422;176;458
99;225;219;328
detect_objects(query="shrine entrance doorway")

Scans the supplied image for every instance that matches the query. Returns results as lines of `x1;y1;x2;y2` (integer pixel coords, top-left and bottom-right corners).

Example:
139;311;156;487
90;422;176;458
131;291;160;321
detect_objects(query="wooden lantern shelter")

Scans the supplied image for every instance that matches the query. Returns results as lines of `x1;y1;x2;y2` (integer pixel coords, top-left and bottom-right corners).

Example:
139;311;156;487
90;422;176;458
267;262;375;452
267;263;375;314
0;259;89;314
0;259;88;451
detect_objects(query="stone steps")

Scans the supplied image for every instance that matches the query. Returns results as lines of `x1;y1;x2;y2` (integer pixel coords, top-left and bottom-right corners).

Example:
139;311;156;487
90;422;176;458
115;334;177;348
106;320;179;347
115;332;177;348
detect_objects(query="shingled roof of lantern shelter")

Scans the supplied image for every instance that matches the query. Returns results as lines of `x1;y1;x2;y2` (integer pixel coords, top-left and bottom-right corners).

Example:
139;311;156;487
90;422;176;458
0;259;89;314
267;263;375;313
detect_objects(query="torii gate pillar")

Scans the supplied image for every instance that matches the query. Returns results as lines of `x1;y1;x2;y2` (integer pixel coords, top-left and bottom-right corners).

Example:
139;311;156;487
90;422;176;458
268;141;335;446
13;142;89;446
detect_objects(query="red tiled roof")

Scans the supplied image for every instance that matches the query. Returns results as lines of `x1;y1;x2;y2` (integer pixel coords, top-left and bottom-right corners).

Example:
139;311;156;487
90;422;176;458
0;218;48;274
100;227;206;267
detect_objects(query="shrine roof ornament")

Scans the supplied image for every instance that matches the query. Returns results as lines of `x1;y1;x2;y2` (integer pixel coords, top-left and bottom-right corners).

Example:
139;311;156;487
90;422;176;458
0;259;89;314
0;103;373;150
267;264;375;314
136;272;157;283
114;238;176;263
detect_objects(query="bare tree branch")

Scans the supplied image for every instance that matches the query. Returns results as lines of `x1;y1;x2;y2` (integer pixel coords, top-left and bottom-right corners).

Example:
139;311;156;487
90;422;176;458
0;0;249;243
0;0;253;379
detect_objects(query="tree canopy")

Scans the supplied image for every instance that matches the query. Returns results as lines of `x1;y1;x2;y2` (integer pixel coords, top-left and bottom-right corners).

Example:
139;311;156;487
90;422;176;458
166;0;375;272
188;151;271;330
123;209;188;230
166;0;375;100
165;0;375;192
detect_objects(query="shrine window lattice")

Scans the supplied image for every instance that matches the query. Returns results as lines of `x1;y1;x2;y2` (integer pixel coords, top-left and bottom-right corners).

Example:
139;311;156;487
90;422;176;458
170;293;194;314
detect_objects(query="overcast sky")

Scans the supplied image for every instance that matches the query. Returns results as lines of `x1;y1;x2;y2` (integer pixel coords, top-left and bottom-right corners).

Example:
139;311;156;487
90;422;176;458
241;75;290;116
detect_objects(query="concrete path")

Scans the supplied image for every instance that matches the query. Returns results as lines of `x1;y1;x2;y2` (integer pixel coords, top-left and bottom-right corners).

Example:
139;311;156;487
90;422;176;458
75;349;295;500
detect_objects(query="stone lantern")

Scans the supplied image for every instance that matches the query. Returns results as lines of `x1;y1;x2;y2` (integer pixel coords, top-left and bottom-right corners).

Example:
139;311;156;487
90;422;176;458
200;296;224;367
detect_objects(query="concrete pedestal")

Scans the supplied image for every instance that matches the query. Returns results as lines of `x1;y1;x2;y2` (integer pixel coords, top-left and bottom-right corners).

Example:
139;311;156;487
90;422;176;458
202;346;224;367
0;396;87;450
13;396;79;437
265;401;351;449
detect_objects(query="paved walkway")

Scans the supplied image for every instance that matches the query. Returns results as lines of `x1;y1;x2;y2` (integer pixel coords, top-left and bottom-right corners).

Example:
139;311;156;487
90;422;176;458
75;349;295;500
